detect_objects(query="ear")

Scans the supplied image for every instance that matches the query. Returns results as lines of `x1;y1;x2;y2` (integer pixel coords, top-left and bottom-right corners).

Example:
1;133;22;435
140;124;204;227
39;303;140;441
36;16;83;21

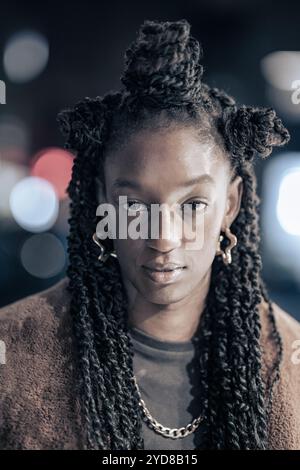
221;175;243;229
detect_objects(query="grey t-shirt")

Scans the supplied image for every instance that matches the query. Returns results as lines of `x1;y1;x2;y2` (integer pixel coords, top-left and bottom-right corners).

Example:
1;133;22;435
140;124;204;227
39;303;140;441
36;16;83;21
128;325;205;450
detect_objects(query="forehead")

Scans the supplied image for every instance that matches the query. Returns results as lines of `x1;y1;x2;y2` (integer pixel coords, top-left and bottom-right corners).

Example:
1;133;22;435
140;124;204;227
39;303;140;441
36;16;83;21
104;127;228;192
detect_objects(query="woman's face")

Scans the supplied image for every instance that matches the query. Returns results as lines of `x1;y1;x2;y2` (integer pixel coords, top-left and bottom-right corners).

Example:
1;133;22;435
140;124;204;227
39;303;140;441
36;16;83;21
100;125;243;305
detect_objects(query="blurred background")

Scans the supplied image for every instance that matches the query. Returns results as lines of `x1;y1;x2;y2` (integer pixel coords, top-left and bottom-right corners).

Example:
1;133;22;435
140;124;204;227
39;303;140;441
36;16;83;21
0;0;299;320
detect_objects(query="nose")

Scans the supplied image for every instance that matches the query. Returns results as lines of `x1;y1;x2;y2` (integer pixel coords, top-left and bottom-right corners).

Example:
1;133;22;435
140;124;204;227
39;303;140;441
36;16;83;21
146;204;182;252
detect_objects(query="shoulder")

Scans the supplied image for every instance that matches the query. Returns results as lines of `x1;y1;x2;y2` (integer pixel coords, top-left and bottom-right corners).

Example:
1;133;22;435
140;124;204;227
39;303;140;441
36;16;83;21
259;298;300;364
259;299;300;449
269;301;300;395
0;277;82;449
260;299;300;384
0;275;71;367
272;301;300;342
0;276;70;325
0;276;70;342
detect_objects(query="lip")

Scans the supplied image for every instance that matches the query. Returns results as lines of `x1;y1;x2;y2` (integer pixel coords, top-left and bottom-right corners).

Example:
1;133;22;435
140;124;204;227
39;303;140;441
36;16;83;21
143;262;186;271
142;265;186;284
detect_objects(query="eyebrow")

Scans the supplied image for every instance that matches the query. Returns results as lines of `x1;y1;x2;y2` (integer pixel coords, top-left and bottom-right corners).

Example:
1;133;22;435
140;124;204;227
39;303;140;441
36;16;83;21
111;174;215;191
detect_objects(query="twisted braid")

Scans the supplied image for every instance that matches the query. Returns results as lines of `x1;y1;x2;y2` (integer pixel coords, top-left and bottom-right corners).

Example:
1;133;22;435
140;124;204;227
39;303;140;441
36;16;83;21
121;19;203;109
57;19;290;449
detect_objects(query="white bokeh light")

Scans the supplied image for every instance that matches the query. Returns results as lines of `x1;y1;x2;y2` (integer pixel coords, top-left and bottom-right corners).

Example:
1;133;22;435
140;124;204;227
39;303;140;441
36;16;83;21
3;30;49;83
9;176;59;232
261;51;300;91
276;168;300;235
262;152;300;283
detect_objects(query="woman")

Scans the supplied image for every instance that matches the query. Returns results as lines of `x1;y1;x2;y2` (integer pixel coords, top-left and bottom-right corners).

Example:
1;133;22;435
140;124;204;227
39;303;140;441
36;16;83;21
0;19;300;451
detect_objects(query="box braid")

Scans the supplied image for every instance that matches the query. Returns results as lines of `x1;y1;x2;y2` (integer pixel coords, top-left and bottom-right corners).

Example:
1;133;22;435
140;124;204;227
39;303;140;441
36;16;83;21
56;19;290;449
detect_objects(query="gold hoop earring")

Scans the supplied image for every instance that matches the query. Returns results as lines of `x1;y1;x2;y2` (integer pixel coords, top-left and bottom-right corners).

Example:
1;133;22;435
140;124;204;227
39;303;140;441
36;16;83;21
92;232;117;262
216;227;237;265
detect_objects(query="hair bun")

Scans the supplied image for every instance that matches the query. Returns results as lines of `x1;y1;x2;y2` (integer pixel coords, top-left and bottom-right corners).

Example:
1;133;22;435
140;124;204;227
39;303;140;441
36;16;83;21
222;105;291;161
56;93;122;152
120;19;203;108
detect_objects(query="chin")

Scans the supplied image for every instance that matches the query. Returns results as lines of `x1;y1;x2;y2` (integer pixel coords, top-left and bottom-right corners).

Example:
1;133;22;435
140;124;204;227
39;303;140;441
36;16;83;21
138;284;188;304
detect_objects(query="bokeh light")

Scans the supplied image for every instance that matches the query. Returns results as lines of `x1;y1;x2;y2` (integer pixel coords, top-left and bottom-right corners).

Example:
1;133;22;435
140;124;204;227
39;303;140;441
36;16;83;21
30;147;73;199
265;85;300;123
3;30;49;83
262;152;300;281
277;168;300;236
9;176;59;232
20;233;66;278
261;51;300;91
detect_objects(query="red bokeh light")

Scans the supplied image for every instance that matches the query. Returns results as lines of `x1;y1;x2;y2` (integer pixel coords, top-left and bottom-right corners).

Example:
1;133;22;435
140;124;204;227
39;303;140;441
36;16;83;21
30;147;73;199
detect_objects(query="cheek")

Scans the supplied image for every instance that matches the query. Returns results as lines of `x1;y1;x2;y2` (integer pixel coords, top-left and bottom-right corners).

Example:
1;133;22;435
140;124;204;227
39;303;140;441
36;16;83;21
114;239;144;273
203;212;224;248
183;207;224;265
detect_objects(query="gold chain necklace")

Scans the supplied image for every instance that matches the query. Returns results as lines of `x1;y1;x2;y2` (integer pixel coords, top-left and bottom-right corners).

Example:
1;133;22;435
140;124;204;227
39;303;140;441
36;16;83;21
132;376;204;439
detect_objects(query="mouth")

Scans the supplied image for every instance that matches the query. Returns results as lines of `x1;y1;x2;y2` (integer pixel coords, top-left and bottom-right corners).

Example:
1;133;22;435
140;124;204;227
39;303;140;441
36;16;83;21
142;266;187;284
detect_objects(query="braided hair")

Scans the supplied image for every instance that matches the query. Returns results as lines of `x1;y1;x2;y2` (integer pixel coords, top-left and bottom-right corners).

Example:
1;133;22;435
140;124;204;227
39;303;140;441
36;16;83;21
56;19;290;450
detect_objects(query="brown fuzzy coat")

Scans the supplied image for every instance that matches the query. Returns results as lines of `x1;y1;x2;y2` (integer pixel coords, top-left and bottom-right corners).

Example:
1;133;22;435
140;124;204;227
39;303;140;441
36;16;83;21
0;277;299;449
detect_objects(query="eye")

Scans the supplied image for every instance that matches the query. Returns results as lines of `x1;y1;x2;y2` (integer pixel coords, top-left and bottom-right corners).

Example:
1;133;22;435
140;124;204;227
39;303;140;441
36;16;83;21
182;200;208;212
123;201;148;214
